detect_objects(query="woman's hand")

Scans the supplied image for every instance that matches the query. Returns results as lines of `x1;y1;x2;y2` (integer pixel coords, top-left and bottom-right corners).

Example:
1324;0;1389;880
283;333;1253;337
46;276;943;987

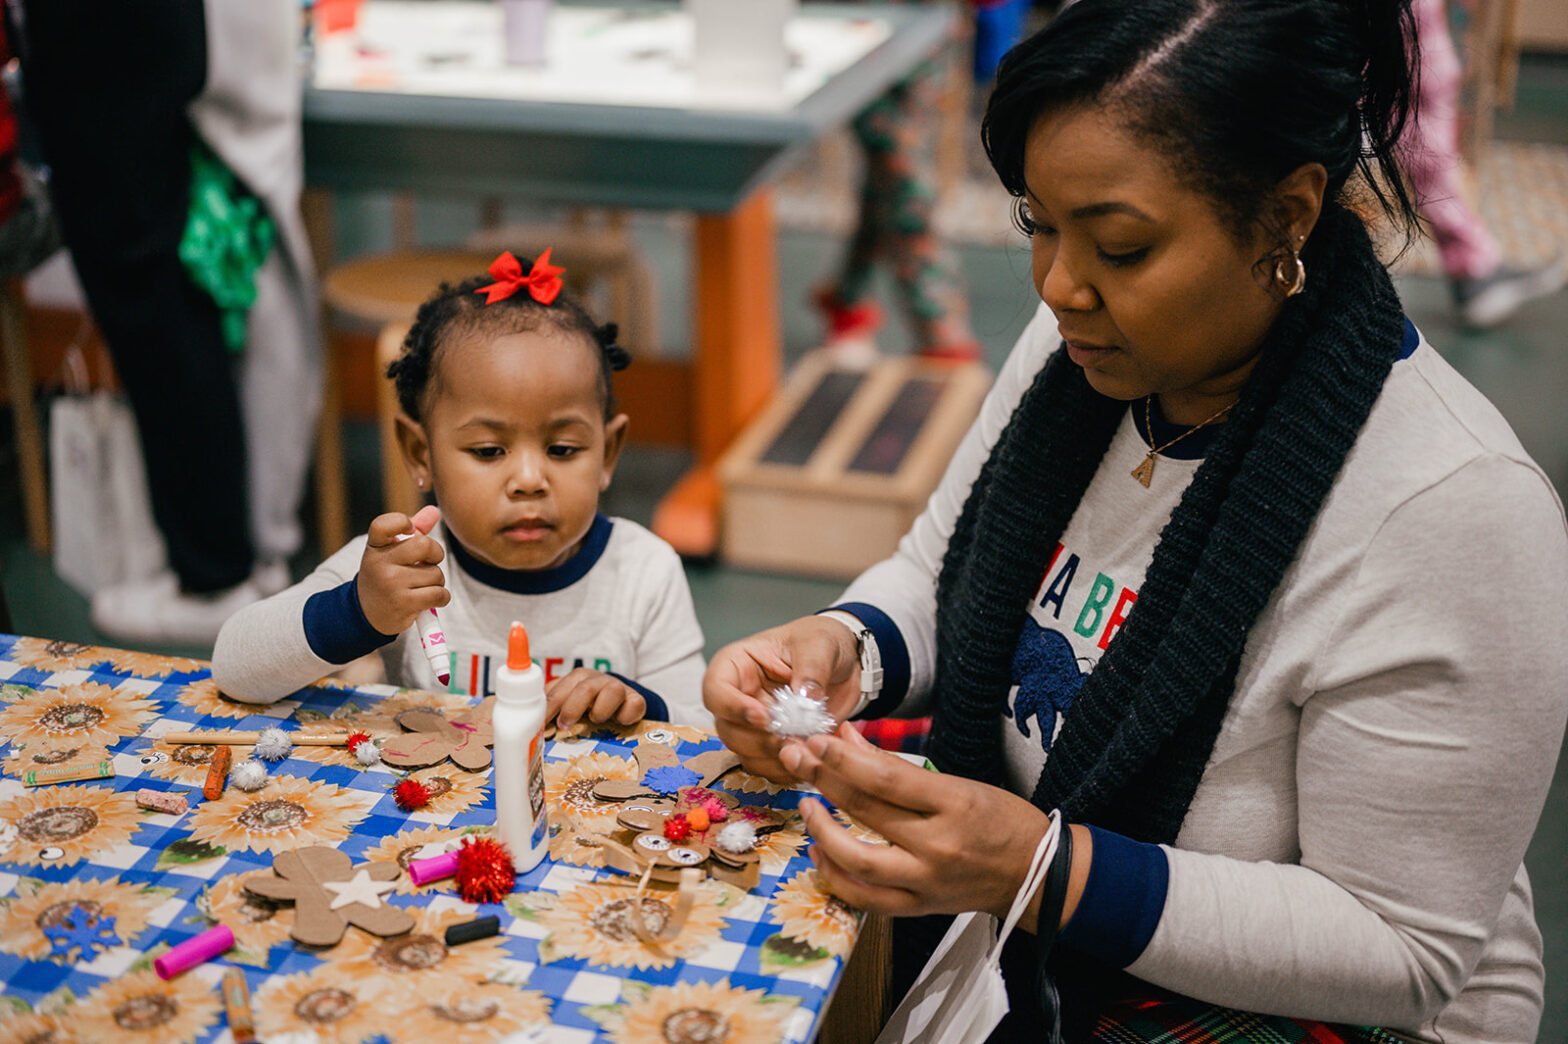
783;723;1054;923
702;616;864;783
357;505;450;637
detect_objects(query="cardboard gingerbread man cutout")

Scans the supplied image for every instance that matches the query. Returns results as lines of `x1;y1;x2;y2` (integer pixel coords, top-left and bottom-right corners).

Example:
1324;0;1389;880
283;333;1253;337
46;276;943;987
243;847;413;946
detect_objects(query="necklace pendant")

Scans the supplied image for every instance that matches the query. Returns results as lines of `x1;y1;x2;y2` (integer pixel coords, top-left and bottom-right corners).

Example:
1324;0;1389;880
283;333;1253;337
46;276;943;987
1131;454;1156;487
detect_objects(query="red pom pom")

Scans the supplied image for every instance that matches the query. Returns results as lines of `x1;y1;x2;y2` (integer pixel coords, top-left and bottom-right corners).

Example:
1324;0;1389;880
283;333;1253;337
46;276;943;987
455;836;516;904
663;813;691;841
394;777;432;811
345;731;371;752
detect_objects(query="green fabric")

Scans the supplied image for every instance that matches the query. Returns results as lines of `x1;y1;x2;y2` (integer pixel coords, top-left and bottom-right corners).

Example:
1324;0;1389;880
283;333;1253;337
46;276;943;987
179;142;274;352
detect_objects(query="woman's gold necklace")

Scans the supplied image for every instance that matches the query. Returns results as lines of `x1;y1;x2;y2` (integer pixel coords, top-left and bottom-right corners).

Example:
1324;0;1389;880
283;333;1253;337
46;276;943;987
1130;396;1235;487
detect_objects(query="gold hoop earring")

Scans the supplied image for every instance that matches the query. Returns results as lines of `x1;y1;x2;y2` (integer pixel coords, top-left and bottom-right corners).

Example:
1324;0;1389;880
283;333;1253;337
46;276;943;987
1275;251;1306;297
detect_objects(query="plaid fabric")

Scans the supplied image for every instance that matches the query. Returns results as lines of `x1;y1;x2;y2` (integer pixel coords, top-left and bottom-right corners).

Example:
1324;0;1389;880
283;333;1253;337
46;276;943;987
853;716;931;754
1093;993;1408;1044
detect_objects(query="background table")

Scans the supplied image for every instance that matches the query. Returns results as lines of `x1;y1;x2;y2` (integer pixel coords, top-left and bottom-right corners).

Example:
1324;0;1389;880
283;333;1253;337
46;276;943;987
0;635;878;1043
303;1;958;557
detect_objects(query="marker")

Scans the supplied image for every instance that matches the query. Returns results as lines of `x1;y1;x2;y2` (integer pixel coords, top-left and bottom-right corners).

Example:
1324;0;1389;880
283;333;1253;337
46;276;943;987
394;518;452;688
154;923;234;979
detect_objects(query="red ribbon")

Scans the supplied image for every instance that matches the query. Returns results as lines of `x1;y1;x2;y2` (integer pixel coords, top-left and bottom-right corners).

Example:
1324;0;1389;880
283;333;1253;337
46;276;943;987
474;248;566;306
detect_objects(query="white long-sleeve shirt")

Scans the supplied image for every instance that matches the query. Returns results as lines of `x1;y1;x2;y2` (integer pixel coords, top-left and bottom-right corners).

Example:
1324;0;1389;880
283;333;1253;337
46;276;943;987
839;303;1568;1042
213;515;711;727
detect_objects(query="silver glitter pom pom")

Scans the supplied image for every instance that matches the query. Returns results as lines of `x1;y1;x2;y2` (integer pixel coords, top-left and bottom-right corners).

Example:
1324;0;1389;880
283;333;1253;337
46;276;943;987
254;727;293;762
231;759;269;791
766;685;836;738
354;741;381;766
714;821;758;854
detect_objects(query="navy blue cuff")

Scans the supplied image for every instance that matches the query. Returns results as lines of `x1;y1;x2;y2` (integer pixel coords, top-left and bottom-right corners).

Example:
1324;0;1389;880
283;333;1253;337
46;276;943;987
303;577;397;665
823;602;911;718
609;672;669;722
1057;825;1168;968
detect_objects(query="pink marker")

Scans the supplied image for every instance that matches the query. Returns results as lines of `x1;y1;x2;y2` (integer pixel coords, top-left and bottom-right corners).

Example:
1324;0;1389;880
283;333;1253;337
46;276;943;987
394;507;452;688
417;608;451;688
154;923;234;979
408;850;461;886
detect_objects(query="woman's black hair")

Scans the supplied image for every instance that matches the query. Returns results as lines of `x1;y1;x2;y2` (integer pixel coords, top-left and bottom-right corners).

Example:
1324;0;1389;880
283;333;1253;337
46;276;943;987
982;0;1420;249
386;258;632;422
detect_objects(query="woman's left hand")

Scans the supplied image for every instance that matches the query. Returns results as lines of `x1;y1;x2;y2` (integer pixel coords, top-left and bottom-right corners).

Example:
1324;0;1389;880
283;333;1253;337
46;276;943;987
782;723;1052;922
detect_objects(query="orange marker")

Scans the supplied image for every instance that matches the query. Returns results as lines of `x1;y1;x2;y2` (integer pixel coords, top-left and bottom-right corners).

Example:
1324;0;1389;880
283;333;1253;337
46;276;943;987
203;745;233;800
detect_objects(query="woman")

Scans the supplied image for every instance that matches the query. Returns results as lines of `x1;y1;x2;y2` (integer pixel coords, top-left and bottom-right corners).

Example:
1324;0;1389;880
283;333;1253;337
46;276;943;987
703;0;1568;1041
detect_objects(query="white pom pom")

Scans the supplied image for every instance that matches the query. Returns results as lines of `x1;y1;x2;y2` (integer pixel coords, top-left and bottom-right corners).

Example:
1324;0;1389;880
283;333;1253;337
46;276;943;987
766;685;836;738
254;727;293;763
354;741;381;766
231;759;269;791
714;821;757;854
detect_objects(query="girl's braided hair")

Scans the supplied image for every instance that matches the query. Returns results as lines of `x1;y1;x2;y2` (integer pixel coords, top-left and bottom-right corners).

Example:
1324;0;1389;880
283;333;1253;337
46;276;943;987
386;259;632;421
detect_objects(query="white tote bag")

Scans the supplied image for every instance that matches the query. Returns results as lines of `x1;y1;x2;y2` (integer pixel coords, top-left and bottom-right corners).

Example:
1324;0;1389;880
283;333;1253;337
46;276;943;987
874;812;1062;1044
49;348;167;596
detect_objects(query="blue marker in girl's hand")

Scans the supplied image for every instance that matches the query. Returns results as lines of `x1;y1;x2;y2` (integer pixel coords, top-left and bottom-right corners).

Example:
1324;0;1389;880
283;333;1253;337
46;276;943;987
394;504;452;686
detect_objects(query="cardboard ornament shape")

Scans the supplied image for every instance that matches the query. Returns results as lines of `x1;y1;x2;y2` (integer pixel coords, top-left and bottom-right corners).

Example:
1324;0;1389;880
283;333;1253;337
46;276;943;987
380;697;496;771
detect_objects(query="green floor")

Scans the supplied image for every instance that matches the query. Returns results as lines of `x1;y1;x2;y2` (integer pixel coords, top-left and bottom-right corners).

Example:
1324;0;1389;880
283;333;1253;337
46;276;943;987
3;54;1566;1041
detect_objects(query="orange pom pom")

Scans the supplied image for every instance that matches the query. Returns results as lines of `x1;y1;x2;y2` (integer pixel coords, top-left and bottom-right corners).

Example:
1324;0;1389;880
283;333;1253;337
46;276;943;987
686;806;710;832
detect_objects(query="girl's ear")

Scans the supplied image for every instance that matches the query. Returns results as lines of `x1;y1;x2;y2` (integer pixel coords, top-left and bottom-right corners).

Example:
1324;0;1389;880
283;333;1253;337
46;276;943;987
395;412;434;492
599;413;630;491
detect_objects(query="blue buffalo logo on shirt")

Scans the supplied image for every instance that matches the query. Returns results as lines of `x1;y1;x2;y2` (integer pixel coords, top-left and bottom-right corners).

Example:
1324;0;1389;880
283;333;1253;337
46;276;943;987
1005;620;1088;753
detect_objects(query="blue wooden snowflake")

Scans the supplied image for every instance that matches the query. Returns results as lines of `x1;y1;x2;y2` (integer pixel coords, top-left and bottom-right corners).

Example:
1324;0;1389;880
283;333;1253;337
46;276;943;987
642;764;701;795
43;904;121;963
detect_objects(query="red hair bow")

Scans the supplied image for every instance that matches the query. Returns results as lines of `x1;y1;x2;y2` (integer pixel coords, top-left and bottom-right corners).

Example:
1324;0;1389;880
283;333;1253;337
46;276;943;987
475;248;565;306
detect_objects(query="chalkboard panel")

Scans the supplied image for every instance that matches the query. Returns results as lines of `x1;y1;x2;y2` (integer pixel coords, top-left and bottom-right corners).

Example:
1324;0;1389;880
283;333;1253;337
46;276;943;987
759;370;864;466
848;375;943;475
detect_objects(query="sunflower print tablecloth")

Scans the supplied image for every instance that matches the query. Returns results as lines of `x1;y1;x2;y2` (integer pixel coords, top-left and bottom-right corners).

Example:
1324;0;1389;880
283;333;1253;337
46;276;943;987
0;636;870;1044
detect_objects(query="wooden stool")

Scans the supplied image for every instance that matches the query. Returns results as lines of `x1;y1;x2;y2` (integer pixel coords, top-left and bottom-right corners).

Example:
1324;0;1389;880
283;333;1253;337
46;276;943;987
0;279;50;556
317;249;500;552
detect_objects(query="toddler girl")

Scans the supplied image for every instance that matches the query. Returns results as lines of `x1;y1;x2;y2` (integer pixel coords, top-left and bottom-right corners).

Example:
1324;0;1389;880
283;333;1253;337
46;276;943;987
213;250;709;727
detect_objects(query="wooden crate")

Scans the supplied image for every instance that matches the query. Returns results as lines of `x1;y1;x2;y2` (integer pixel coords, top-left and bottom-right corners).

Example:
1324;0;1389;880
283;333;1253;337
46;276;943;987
718;349;991;579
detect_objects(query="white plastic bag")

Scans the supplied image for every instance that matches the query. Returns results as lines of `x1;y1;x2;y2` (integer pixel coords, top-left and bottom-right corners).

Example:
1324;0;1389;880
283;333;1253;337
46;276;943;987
874;812;1061;1044
49;347;166;595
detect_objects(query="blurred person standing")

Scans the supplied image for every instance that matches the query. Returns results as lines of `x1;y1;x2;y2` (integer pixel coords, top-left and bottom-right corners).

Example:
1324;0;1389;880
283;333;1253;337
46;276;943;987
18;0;321;644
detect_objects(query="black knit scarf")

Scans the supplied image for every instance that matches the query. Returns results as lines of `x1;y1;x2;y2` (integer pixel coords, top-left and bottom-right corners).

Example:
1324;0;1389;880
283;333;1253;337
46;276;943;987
928;203;1406;844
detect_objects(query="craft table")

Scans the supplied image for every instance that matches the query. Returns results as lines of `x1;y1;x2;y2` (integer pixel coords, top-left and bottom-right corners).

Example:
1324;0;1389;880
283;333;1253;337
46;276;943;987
0;635;884;1043
302;0;958;558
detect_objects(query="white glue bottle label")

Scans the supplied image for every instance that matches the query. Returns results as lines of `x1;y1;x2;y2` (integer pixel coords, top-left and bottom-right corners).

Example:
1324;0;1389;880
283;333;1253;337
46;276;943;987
492;620;549;873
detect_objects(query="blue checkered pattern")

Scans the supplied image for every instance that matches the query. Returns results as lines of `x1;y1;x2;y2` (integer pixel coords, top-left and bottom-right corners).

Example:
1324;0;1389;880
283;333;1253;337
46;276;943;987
0;635;854;1043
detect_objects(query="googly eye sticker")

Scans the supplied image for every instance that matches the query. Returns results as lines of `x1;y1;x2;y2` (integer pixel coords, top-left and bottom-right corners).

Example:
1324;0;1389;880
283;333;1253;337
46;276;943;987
666;846;704;865
635;834;671;852
38;846;63;861
643;729;676;745
138;751;168;766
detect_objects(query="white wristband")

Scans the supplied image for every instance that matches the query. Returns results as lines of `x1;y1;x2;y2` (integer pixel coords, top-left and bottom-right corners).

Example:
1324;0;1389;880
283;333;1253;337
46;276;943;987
817;610;883;719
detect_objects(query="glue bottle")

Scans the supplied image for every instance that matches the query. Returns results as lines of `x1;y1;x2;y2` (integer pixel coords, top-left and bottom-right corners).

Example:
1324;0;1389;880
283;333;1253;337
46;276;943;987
493;620;549;873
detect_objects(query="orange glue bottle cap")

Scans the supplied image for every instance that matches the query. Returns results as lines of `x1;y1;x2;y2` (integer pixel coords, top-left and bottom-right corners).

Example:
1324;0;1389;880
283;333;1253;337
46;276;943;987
507;622;530;671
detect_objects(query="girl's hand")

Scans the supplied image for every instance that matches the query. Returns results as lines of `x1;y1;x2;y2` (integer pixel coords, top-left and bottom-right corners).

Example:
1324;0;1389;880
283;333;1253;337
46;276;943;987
358;505;449;636
783;723;1054;923
546;669;647;728
702;616;864;783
